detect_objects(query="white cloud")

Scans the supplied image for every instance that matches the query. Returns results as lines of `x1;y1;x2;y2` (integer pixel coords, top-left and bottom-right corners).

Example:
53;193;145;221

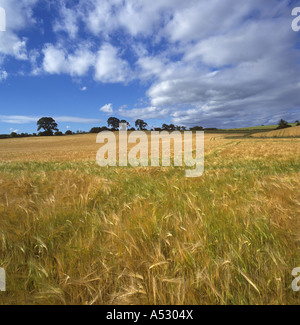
42;43;95;76
0;33;28;60
42;44;68;74
100;103;113;114
81;86;87;91
136;55;169;80
53;1;79;39
0;115;37;124
81;0;119;36
0;0;38;60
9;128;18;133
183;19;290;67
94;43;131;83
119;106;169;120
78;0;179;38
0;69;7;81
54;116;102;124
1;0;300;128
0;115;101;124
68;47;95;76
41;42;129;82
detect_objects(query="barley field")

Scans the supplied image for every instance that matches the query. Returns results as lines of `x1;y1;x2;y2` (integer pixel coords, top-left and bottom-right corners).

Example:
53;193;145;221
251;125;300;138
0;133;299;305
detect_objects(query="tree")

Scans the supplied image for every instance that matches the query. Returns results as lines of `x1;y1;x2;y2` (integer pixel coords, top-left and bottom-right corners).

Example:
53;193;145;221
65;130;73;135
90;127;109;133
276;119;291;130
168;124;176;131
190;126;204;131
37;117;58;136
135;119;148;130
295;120;300;126
107;117;120;130
161;124;178;131
120;120;130;126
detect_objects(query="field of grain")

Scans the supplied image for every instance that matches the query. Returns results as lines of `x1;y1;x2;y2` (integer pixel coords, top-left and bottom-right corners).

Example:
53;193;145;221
0;133;299;305
251;126;300;138
225;123;297;131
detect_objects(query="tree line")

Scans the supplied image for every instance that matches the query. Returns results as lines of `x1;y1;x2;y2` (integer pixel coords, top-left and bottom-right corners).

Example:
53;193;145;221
3;117;299;139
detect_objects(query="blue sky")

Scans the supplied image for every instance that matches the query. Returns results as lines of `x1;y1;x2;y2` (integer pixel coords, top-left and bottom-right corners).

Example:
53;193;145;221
0;0;300;134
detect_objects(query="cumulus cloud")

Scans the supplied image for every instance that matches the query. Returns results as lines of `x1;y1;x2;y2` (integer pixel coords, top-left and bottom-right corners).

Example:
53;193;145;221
94;43;131;83
42;43;95;76
119;106;169;120
1;0;300;128
100;103;113;114
0;69;7;81
42;44;68;74
0;0;38;60
41;42;129;82
53;1;79;39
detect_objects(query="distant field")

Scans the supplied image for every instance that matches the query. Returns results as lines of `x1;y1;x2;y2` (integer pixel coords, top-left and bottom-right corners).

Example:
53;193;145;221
251;125;300;138
225;123;297;131
0;133;299;305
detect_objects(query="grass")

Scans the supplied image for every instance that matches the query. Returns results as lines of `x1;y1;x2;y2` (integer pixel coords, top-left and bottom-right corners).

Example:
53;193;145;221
0;133;299;305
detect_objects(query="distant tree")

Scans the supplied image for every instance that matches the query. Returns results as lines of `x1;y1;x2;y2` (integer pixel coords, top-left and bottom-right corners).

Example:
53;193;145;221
38;130;54;136
277;119;291;130
107;117;120;130
90;127;109;133
37;117;58;136
65;130;73;135
168;124;176;131
161;124;179;131
20;133;30;137
190;126;204;131
135;119;148;130
10;132;17;138
0;134;10;139
120;120;130;126
54;131;63;136
295;120;300;126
